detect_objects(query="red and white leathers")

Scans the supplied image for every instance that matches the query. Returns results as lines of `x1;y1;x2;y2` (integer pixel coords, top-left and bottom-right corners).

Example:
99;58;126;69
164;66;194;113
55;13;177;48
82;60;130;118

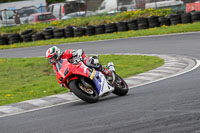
51;49;113;83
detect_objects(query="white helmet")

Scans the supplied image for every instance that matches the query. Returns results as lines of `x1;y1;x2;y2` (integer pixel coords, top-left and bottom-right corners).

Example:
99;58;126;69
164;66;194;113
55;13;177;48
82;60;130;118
46;46;61;64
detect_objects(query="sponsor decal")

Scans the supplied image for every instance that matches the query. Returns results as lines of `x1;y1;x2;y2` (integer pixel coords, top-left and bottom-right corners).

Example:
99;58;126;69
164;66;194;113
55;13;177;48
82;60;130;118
101;79;105;92
90;69;96;80
94;72;105;93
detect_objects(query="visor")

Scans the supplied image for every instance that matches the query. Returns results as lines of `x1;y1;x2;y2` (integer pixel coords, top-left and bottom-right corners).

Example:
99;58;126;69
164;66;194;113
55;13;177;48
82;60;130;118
48;54;58;64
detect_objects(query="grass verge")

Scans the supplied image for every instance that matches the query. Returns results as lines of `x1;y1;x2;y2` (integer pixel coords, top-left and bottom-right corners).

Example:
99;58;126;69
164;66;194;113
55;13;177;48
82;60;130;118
0;22;200;50
0;55;164;105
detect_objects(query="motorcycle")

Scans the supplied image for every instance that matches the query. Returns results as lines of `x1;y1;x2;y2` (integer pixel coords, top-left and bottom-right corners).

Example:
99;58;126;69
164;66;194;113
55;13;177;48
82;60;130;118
55;56;129;103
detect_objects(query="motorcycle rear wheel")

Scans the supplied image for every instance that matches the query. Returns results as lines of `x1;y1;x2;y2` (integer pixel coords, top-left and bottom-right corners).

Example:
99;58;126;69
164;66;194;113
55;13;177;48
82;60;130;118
69;80;99;103
113;74;129;96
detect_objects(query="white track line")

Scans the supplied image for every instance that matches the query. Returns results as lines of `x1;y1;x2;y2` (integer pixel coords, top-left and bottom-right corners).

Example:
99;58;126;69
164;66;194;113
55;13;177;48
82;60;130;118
128;59;200;88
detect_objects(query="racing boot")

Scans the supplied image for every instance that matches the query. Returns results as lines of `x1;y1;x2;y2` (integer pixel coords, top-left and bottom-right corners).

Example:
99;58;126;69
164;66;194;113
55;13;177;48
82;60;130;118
107;70;116;85
99;64;116;85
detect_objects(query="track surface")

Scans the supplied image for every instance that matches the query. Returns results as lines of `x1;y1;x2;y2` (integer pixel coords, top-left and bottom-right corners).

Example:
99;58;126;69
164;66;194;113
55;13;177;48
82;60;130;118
0;33;200;133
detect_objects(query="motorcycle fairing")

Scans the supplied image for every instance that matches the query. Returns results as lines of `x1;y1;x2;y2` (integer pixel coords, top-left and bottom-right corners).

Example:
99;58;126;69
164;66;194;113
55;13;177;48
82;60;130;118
55;59;114;96
72;62;92;78
56;59;70;78
56;59;92;84
93;71;114;96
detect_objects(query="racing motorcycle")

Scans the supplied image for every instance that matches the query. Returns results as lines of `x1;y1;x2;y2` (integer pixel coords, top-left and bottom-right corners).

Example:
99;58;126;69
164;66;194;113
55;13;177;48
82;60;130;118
56;56;129;103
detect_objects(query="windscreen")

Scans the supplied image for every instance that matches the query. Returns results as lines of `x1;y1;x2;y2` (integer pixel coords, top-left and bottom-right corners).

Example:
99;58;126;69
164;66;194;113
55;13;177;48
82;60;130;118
56;59;70;77
64;2;86;15
2;10;14;19
38;14;56;21
146;0;178;2
56;59;63;72
18;8;39;17
118;0;134;6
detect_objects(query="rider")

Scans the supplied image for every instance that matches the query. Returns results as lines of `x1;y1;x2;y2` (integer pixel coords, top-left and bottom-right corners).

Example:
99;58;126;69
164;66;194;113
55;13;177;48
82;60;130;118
45;46;115;87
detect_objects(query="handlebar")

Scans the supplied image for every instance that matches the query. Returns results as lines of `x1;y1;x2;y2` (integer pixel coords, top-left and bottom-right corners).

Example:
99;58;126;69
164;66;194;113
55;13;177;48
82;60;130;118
69;57;82;65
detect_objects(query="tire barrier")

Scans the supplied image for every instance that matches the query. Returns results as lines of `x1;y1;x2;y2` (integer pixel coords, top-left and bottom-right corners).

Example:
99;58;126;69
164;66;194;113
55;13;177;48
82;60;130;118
95;25;105;35
127;19;137;31
74;27;85;37
21;29;33;42
169;14;182;25
181;13;192;24
0;35;8;45
159;17;171;26
32;32;44;41
116;21;128;32
43;27;54;40
65;26;74;38
8;33;21;44
148;16;160;28
137;17;148;30
53;28;65;39
1;11;200;45
85;26;96;36
191;11;200;22
105;23;117;33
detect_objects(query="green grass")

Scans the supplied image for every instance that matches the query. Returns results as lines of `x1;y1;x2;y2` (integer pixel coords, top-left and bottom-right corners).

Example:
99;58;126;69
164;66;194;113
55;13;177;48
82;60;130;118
0;22;199;50
0;55;164;105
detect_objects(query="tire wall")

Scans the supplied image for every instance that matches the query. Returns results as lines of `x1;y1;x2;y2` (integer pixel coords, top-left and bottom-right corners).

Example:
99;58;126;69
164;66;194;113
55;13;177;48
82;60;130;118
0;11;200;45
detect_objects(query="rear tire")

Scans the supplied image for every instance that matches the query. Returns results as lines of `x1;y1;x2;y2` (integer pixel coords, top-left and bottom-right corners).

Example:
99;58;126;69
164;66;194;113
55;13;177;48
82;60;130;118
113;74;129;96
69;80;99;103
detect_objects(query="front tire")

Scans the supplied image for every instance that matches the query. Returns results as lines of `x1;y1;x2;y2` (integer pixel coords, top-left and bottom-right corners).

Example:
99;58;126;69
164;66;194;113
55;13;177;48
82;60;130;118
113;74;129;96
69;80;99;103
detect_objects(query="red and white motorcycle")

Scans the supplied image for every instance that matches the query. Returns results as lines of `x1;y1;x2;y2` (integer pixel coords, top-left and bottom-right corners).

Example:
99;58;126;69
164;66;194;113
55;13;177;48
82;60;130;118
55;56;129;103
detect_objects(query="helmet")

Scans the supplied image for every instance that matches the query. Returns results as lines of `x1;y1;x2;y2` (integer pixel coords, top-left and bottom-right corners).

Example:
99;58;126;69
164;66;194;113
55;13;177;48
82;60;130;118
46;46;61;64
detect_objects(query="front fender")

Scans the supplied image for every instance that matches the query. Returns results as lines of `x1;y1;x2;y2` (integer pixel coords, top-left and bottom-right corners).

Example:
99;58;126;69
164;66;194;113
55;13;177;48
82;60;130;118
67;76;78;84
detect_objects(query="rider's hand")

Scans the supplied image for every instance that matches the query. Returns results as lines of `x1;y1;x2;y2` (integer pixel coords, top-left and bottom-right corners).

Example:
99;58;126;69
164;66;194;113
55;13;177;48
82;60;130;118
72;51;82;61
72;51;78;57
91;56;99;65
90;58;100;68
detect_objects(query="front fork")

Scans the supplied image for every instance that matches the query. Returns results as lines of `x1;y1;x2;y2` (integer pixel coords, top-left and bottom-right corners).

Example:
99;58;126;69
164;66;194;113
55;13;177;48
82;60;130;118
79;76;91;89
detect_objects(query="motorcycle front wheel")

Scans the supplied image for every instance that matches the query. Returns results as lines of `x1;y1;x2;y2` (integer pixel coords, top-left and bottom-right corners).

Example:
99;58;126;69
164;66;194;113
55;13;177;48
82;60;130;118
69;80;99;103
113;74;129;96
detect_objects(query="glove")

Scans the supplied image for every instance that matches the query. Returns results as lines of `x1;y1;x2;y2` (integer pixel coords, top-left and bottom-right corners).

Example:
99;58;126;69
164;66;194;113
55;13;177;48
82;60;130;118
91;55;99;64
72;51;78;57
72;50;83;61
88;58;100;69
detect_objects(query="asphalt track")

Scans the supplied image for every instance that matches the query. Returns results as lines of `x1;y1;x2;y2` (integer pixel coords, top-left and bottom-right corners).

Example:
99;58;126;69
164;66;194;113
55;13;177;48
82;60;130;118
0;32;200;133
